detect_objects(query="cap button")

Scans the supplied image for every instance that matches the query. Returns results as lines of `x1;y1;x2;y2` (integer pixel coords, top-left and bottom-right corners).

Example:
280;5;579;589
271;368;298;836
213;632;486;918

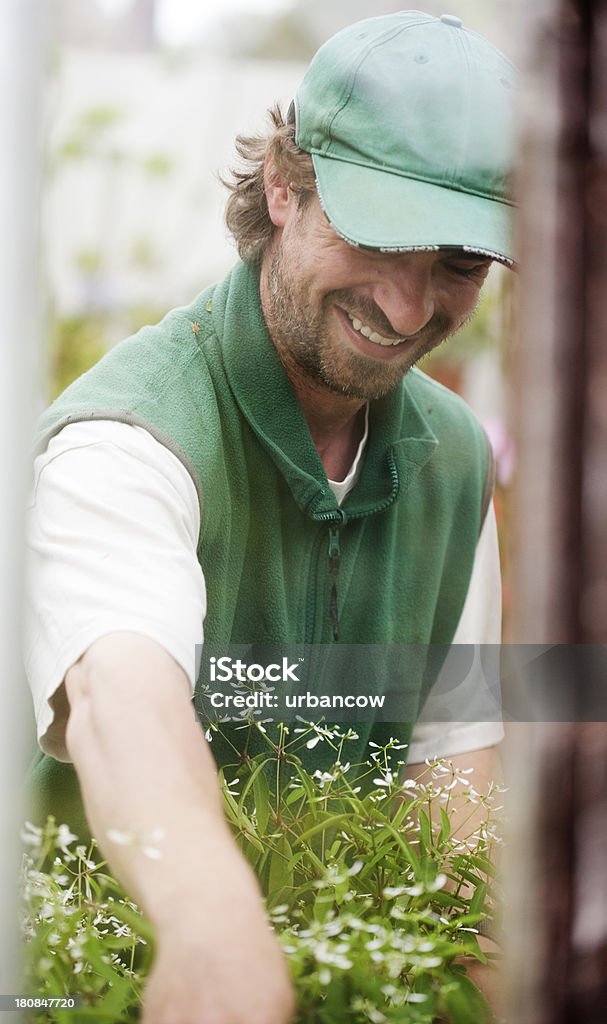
440;14;463;27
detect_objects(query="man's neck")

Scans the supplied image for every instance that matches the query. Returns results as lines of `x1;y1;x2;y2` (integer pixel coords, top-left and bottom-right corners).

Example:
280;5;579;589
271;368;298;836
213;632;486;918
305;397;367;483
273;341;366;481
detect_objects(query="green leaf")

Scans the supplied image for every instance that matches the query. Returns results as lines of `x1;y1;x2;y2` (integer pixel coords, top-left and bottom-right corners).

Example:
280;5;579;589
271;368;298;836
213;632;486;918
439;807;451;845
268;835;294;900
295;814;353;844
469;882;488;917
378;820;422;874
238;757;270;808
390;795;416;830
442;972;492;1024
252;768;271;835
418;809;432;850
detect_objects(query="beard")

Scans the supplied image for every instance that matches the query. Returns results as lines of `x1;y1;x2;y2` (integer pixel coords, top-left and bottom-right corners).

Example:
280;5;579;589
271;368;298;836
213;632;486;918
262;246;471;401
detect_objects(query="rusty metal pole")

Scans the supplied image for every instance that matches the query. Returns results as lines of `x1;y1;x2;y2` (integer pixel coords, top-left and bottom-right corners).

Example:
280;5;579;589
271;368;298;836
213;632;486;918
581;0;607;643
507;1;607;1021
511;0;588;645
512;0;606;641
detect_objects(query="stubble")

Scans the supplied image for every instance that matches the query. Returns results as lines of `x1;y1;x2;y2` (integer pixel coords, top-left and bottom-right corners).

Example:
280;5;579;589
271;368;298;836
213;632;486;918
262;247;473;401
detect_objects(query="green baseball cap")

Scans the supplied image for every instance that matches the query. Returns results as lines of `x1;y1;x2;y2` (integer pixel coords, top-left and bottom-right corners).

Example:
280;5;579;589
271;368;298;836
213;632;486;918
293;11;516;265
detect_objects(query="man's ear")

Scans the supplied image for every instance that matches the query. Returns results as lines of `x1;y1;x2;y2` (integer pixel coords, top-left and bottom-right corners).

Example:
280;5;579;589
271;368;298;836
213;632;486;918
264;156;292;228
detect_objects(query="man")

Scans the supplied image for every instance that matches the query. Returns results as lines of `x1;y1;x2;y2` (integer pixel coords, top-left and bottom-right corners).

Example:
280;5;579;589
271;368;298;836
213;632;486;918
25;11;515;1024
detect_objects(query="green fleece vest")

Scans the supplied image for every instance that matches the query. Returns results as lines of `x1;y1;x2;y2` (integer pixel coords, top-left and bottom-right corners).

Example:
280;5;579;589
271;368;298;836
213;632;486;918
29;261;493;828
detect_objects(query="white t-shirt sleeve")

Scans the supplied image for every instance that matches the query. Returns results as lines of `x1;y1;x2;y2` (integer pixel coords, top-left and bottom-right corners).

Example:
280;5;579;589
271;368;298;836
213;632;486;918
24;421;206;762
406;502;505;764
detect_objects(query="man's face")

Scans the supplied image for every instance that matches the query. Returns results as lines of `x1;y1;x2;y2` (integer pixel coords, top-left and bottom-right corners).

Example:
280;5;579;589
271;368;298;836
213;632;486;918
260;193;492;401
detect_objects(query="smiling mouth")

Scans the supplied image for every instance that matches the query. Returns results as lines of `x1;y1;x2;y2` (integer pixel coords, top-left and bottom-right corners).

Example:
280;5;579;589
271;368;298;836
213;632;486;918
343;310;406;347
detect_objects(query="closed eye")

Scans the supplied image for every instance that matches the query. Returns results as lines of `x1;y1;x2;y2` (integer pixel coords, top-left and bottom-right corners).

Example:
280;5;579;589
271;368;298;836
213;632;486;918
444;261;491;279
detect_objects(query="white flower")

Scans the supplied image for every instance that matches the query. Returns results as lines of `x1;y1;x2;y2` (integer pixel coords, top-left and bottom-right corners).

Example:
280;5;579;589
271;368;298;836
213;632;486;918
428;874;447;892
56;824;78;853
106;826;165;857
141;846;162;860
21;822;43;848
382;886;408;899
144;827;166;843
106;829;134;847
372;770;394;788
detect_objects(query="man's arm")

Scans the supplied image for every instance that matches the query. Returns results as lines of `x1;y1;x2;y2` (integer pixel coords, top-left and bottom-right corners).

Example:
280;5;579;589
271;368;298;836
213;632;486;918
65;631;295;1024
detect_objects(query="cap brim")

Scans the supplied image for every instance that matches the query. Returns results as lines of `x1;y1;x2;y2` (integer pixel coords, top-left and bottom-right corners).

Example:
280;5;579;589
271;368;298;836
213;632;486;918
312;154;515;266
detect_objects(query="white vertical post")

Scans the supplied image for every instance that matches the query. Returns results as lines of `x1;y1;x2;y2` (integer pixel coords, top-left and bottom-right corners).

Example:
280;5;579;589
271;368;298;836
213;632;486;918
0;0;45;999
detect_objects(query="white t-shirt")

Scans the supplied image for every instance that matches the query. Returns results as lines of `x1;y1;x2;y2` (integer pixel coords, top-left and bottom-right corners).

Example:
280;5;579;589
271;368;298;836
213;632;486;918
25;419;504;764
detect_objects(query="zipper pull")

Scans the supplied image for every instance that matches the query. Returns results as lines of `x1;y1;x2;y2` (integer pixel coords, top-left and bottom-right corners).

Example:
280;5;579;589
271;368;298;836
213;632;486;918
328;524;341;641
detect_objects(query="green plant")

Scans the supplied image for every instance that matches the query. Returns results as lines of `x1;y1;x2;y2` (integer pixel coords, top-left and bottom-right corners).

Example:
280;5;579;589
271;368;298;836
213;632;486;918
21;726;503;1023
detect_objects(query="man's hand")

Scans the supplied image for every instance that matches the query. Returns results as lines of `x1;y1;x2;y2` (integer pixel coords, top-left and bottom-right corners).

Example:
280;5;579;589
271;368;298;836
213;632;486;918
64;633;295;1024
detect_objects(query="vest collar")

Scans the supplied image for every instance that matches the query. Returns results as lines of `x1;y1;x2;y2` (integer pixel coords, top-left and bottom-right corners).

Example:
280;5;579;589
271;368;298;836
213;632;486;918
211;261;438;520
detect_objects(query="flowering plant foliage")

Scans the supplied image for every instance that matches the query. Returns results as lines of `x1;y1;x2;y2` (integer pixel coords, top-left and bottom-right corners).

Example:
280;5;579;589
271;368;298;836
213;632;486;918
21;723;504;1023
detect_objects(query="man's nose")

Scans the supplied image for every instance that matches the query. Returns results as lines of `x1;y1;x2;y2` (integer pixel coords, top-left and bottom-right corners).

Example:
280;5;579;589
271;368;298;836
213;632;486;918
371;262;435;337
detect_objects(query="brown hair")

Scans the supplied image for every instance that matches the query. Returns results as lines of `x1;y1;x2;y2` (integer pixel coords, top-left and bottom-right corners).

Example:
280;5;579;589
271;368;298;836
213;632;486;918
223;104;317;264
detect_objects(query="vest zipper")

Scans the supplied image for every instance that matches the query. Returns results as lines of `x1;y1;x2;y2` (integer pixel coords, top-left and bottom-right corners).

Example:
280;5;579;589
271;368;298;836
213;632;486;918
309;450;399;642
328;525;341;641
317;508;347;641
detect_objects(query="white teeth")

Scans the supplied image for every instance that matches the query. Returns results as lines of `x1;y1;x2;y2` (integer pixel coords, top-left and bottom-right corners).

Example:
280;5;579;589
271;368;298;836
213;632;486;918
346;311;404;347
